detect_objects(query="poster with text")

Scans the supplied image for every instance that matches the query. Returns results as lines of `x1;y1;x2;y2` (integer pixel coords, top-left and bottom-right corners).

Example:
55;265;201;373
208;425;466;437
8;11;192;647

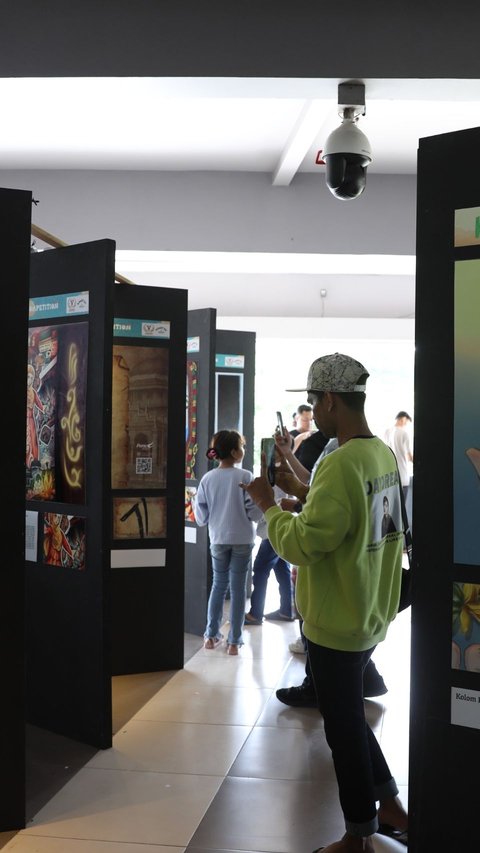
454;259;480;564
113;496;167;539
112;345;169;489
26;323;88;503
43;512;86;570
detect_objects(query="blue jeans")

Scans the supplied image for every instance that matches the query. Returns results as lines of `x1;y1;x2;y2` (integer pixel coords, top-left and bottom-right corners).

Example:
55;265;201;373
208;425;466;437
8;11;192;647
206;544;253;645
249;538;293;619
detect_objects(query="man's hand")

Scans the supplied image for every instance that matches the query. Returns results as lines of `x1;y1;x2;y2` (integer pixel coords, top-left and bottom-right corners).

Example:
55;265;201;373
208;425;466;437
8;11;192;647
280;497;300;512
274;426;293;457
275;469;309;503
240;451;276;513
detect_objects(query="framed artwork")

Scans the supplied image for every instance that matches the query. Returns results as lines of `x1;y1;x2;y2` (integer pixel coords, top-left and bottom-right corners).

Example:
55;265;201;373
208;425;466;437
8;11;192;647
452;582;480;673
112;345;169;489
185;360;198;479
26;322;88;503
185;486;197;522
43;513;86;570
113;496;167;539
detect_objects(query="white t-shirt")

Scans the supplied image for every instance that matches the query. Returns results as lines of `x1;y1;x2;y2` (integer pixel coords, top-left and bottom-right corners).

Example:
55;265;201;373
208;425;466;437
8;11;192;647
384;426;412;487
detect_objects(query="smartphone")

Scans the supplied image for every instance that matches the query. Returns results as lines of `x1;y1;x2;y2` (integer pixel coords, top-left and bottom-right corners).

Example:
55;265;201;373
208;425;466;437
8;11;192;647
276;411;284;435
261;437;276;485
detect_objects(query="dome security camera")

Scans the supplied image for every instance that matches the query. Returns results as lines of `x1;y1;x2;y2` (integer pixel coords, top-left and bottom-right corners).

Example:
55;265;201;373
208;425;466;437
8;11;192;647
323;82;373;200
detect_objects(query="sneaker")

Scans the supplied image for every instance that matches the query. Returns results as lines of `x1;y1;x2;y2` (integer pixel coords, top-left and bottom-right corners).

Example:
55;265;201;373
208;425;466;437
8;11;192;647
264;609;295;622
276;684;317;708
227;643;239;655
204;636;222;650
288;637;306;654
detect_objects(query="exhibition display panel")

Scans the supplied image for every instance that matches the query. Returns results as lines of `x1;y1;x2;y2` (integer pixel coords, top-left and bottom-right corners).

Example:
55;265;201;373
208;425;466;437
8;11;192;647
411;126;480;851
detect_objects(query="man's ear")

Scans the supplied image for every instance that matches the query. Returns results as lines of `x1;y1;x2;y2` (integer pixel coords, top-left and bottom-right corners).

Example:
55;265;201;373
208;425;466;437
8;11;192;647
325;391;335;412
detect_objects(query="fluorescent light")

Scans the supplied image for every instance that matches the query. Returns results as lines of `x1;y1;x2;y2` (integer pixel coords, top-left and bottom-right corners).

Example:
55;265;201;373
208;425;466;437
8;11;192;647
115;250;415;276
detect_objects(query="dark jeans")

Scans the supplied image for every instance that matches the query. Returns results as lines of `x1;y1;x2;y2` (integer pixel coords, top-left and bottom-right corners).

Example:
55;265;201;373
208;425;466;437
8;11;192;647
249;538;293;619
307;639;398;837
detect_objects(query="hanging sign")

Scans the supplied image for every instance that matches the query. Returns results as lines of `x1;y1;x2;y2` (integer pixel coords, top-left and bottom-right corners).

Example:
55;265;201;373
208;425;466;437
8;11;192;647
216;353;245;368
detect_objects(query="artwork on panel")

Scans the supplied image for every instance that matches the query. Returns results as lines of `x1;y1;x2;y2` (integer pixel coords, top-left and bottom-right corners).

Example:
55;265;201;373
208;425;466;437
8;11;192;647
43;512;86;570
185;486;197;522
185;360;198;479
452;582;480;673
112;345;169;489
454;206;480;247
454;260;480;564
113;496;167;539
26;323;88;503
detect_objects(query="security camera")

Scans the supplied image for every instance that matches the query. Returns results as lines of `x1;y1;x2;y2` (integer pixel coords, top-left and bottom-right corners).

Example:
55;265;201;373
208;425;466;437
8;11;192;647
323;83;372;200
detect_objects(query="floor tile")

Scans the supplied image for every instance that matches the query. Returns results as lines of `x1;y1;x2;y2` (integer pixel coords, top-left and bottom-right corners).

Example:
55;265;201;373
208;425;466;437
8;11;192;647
2;838;181;853
189;776;344;853
87;720;251;776
184;653;289;688
133;679;273;726
229;724;337;782
255;692;322;729
23;768;223;847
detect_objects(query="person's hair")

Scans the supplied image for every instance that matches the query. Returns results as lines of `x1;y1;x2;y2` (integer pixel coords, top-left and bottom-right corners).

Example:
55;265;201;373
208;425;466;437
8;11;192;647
383;496;389;507
395;410;412;421
207;429;244;460
297;404;312;415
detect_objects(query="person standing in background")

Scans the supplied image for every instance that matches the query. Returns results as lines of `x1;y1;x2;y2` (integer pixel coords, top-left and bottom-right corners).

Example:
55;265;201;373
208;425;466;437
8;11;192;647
384;411;413;500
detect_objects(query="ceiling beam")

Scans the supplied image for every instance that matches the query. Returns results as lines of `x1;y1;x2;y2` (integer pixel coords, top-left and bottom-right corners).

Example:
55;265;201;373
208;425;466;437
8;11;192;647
272;100;334;186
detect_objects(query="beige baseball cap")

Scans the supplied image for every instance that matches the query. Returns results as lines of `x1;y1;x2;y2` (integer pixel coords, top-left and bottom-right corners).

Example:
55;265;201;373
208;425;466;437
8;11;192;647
287;352;369;393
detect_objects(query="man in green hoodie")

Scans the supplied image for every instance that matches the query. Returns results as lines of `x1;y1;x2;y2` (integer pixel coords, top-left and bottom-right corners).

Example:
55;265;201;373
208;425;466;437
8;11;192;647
241;353;408;853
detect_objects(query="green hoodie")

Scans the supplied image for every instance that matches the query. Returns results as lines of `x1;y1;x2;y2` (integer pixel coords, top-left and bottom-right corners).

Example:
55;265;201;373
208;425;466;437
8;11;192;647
265;437;403;652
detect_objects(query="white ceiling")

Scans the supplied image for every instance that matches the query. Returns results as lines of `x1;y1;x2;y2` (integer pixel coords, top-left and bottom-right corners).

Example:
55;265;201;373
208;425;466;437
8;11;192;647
8;75;480;320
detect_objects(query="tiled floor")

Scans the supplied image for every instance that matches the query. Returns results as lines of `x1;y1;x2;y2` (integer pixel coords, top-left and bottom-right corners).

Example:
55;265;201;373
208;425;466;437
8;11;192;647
1;592;410;852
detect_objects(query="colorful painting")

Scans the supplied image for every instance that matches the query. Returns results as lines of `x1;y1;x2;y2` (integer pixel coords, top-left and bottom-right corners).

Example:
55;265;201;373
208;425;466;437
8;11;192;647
26;323;88;503
185;360;198;479
43;513;86;570
113;496;167;539
112;345;169;489
454;260;480;564
185;486;197;522
452;582;480;673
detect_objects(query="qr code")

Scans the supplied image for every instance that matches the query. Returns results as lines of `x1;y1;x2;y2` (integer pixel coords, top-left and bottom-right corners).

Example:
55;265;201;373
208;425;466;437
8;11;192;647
136;457;153;475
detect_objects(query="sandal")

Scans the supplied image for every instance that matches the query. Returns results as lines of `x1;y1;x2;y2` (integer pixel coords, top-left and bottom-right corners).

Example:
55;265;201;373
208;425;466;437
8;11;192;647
244;612;263;625
204;636;222;649
227;643;239;655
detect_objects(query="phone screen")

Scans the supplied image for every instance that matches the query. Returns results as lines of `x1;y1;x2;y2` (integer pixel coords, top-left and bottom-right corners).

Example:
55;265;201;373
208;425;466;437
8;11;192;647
276;411;284;434
261;437;276;485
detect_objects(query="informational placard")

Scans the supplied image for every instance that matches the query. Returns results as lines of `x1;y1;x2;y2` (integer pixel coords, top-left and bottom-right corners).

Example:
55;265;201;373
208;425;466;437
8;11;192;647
110;548;166;568
451;686;480;730
25;510;38;562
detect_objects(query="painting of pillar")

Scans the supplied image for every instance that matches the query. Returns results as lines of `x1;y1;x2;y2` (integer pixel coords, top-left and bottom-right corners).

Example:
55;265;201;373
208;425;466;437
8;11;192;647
112;345;169;489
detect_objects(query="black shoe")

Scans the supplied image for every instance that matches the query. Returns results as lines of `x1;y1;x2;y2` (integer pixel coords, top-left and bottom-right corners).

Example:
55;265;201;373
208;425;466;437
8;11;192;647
264;609;295;621
363;660;388;697
276;685;317;708
363;675;388;698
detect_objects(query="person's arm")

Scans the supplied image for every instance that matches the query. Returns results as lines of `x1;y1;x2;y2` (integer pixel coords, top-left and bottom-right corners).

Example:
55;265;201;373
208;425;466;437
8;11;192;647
275;428;310;484
194;479;209;526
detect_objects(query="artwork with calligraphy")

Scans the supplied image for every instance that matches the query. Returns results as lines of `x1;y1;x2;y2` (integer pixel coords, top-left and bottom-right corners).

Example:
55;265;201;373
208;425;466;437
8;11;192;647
112;345;169;489
185;360;198;479
43;513;86;570
113;496;167;540
26;323;88;503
